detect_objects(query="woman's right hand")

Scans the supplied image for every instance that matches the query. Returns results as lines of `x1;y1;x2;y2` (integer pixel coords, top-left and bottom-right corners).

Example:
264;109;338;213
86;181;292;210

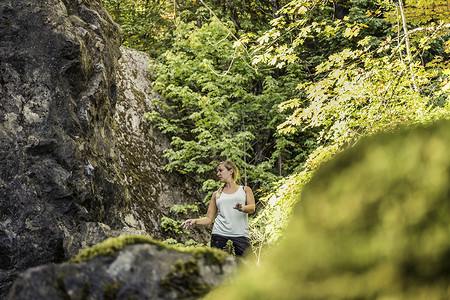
181;219;196;230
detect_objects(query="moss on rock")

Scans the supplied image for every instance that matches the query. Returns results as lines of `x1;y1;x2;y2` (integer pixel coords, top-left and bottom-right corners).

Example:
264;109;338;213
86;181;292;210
160;259;210;297
103;281;120;300
71;235;157;262
72;235;230;266
9;235;236;299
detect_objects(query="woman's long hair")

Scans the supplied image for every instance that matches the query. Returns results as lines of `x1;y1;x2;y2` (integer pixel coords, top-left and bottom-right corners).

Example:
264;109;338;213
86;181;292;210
216;160;240;199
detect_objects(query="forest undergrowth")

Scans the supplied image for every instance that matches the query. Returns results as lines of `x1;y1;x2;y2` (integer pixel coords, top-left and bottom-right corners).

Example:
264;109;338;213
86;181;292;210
100;0;450;262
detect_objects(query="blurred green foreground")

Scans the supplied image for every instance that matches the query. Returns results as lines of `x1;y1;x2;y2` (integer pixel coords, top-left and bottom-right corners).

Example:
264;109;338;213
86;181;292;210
207;119;450;300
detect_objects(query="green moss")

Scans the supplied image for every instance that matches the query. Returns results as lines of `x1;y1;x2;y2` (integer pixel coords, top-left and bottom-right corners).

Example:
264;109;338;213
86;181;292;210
81;282;91;300
160;259;209;297
55;273;91;299
178;245;231;266
71;235;230;265
55;276;71;300
224;240;236;257
71;235;158;262
103;281;120;300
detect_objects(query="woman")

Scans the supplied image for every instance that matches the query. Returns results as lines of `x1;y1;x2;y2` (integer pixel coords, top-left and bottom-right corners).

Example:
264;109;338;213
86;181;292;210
181;160;255;256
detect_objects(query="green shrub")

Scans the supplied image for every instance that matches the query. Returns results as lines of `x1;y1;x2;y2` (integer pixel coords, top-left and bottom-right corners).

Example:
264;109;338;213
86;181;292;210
206;119;450;299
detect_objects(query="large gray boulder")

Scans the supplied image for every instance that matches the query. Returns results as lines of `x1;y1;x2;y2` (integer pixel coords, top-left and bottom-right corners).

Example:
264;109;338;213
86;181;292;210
0;0;208;296
1;0;123;295
7;235;236;300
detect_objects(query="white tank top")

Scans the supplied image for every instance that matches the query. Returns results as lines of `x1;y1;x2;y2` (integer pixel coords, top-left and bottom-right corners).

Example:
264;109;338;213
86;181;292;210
212;186;249;238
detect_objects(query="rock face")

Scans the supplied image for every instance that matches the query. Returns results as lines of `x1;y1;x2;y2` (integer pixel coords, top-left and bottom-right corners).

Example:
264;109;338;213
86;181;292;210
1;0;121;295
0;0;208;297
206;119;450;300
7;236;236;300
114;46;210;242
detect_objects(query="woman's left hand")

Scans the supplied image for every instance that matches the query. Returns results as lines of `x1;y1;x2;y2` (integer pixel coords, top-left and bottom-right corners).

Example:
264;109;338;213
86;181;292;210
233;202;244;212
181;219;195;229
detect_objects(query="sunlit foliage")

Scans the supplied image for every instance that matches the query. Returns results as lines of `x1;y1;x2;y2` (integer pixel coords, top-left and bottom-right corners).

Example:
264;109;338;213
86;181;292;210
100;0;450;256
207;119;450;299
145;18;307;196
248;0;450;257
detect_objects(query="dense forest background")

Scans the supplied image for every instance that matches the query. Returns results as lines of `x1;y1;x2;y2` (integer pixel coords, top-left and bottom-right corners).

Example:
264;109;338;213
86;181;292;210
99;0;449;260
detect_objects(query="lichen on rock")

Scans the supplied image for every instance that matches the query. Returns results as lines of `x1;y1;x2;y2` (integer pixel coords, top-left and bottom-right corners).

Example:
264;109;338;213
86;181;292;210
114;46;211;243
0;0;124;295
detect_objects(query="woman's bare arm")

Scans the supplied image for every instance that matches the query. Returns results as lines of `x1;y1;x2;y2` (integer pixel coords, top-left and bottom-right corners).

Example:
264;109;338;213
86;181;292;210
181;192;218;229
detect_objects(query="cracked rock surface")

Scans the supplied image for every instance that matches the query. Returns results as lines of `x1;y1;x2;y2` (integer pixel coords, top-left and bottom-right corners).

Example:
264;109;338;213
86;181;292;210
0;0;208;297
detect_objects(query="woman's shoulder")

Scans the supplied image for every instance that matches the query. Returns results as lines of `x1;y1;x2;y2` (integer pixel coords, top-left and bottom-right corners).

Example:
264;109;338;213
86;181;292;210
242;185;252;192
